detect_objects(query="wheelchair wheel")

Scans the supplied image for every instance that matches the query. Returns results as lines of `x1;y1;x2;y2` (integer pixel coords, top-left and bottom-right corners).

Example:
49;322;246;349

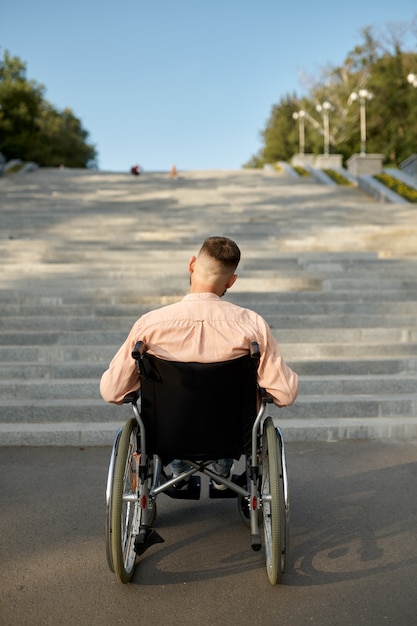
110;417;142;583
262;417;285;584
105;427;122;573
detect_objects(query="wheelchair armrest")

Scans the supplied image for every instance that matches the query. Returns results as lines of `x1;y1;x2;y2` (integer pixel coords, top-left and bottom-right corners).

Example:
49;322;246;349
259;388;274;404
122;391;140;404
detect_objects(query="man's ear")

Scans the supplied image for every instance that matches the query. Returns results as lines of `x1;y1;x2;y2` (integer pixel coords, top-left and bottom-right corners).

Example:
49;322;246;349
188;256;197;273
226;274;238;289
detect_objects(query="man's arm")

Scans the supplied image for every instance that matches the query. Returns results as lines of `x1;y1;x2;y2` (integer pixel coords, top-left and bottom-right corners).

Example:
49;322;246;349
256;319;299;407
100;325;141;404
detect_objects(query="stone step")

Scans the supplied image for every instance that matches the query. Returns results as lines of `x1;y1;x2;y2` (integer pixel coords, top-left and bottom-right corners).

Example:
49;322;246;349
268;315;417;329
0;327;415;347
287;394;417;420
257;303;417;318
0;345;116;363
299;257;417;271
0;362;106;380
0;316;139;332
245;267;417;282
0;331;129;346
234;293;417;306
2;301;417;320
243;267;417;280
292;357;417;375
275;416;417;442
0;421;125;446
282;343;417;359
300;374;417;395
1;313;416;331
0;341;416;364
2;290;417;309
1;256;416;273
0;399;125;423
2;281;416;300
2;415;417;446
0;379;101;400
1;357;416;381
0;303;155;316
279;328;417;343
4;249;410;265
0;373;415;400
322;278;417;291
0;393;414;425
9;259;416;276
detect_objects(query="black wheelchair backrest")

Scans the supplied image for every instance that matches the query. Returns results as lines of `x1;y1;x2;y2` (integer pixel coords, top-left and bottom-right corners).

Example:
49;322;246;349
137;352;259;461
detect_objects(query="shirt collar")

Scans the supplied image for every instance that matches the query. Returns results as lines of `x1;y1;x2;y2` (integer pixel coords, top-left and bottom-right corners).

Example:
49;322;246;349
182;292;221;301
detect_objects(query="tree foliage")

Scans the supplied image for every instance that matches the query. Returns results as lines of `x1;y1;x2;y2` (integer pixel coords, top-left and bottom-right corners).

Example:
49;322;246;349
0;50;97;168
245;19;417;167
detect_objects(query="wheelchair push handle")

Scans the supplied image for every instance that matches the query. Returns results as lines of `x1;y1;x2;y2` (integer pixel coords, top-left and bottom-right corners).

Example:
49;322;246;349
250;341;260;360
131;340;153;379
132;340;147;360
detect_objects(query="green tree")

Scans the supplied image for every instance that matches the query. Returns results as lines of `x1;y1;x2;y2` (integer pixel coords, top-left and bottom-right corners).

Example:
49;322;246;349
261;95;300;163
0;49;97;167
0;51;44;158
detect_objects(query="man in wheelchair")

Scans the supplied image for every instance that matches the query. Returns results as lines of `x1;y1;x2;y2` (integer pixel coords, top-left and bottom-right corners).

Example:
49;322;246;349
100;236;298;584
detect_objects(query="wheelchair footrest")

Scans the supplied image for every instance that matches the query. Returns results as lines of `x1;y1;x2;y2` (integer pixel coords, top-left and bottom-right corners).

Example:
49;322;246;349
134;527;165;556
165;475;201;500
208;474;241;499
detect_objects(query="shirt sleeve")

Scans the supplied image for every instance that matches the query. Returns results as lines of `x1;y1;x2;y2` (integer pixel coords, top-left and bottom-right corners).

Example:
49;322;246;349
99;320;142;404
256;317;299;407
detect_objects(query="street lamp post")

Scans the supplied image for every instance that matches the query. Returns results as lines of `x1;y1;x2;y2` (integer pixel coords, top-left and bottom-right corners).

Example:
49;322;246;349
316;101;332;155
349;89;374;155
292;110;306;154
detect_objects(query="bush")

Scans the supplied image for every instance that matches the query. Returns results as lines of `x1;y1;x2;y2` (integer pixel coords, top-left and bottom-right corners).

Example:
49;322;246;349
324;169;353;186
292;165;310;176
374;174;417;203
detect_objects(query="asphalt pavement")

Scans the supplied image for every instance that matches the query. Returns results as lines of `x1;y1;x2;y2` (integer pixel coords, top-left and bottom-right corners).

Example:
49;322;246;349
1;438;417;626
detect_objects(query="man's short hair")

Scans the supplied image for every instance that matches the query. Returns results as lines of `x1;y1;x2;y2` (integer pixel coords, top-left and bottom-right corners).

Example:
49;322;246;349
200;236;241;271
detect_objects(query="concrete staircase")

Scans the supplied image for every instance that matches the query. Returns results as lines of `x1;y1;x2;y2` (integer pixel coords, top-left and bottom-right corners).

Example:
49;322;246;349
1;167;416;444
236;255;417;441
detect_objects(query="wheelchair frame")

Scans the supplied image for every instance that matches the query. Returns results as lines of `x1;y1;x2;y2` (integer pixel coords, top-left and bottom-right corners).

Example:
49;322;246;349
105;342;290;585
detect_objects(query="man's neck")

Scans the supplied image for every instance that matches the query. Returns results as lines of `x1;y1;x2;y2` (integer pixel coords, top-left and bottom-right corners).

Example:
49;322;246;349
189;283;222;297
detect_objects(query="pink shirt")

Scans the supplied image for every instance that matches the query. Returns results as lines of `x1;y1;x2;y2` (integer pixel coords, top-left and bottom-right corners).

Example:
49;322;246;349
100;293;298;407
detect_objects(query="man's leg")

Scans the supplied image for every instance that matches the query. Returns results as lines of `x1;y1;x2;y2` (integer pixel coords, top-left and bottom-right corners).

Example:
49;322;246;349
211;458;234;490
170;459;192;477
212;458;234;475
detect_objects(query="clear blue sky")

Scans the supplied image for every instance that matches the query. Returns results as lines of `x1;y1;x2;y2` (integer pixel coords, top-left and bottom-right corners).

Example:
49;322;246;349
1;1;416;172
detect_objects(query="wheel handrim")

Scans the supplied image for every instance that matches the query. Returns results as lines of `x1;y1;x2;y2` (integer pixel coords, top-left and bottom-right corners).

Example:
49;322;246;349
111;419;141;582
262;418;283;584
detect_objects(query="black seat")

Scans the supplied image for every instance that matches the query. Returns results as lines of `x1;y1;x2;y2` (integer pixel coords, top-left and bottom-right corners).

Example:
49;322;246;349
139;353;259;461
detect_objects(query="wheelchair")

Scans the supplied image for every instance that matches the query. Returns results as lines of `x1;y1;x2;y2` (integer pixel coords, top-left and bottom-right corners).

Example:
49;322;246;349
105;340;290;585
